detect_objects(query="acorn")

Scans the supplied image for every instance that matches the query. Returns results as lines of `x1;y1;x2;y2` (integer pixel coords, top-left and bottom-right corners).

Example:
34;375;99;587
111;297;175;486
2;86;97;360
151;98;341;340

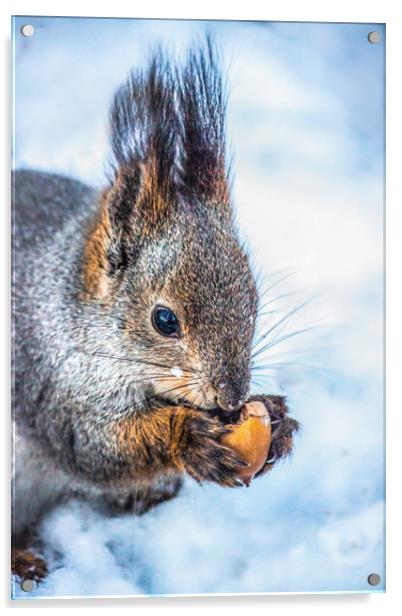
221;401;272;486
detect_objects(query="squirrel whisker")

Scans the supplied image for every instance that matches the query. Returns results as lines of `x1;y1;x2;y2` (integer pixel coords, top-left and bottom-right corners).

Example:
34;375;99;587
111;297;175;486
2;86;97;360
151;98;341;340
258;310;289;317
85;351;201;375
256;291;302;315
252;296;316;352
149;379;201;401
252;324;328;360
256;269;307;306
251;361;332;373
98;373;176;385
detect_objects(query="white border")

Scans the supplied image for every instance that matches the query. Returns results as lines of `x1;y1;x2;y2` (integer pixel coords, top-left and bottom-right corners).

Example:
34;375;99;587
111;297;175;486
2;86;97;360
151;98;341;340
2;1;401;613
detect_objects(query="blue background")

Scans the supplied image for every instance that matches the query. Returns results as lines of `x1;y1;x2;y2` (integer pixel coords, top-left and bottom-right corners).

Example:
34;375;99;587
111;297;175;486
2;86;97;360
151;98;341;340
12;17;385;598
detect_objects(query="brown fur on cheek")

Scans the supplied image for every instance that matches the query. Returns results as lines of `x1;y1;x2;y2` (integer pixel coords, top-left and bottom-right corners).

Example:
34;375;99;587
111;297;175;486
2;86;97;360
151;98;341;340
82;193;113;301
81;154;175;303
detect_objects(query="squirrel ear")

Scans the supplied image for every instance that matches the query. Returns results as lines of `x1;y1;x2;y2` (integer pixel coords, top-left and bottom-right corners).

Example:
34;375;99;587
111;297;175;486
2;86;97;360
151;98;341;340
178;38;231;210
82;58;179;300
82;161;173;301
81;189;120;300
82;42;231;300
106;57;179;233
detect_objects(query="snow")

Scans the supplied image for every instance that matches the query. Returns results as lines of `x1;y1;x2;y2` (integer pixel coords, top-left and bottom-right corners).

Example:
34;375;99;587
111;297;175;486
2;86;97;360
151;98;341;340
12;17;385;598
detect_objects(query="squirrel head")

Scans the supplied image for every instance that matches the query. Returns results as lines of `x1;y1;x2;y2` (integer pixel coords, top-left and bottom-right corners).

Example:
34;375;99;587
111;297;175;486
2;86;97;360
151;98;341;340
82;39;258;413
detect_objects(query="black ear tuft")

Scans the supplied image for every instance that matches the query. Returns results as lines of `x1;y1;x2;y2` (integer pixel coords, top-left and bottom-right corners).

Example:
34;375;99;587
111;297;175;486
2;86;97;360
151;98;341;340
108;52;179;230
177;37;231;207
106;37;231;233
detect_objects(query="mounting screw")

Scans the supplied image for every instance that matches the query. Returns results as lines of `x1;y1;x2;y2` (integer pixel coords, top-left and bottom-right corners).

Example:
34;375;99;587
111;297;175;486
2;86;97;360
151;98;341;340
20;24;34;37
367;31;380;44
367;572;381;586
20;578;35;592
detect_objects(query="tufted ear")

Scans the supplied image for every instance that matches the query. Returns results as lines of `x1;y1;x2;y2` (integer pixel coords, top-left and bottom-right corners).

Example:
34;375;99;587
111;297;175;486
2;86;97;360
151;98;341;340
84;52;179;300
81;56;181;300
177;37;232;211
107;54;179;236
81;39;232;300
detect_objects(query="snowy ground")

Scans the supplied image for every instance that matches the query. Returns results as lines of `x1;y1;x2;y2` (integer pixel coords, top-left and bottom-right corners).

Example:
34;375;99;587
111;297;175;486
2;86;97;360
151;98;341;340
12;18;385;598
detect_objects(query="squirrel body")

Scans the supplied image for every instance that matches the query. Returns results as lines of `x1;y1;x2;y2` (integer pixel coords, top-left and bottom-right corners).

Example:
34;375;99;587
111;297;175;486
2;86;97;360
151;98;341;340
12;42;299;562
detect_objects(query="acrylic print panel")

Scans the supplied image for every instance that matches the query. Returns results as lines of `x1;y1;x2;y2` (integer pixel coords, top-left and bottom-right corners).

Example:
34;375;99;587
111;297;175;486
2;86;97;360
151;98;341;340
11;16;385;599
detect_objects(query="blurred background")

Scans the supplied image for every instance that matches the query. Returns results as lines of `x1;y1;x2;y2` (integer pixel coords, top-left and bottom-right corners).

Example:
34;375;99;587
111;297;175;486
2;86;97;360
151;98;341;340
12;17;385;597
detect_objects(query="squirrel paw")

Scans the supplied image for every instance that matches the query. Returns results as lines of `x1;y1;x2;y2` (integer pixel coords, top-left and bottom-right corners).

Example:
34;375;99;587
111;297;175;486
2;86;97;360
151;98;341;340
248;394;300;478
12;547;48;584
176;411;249;488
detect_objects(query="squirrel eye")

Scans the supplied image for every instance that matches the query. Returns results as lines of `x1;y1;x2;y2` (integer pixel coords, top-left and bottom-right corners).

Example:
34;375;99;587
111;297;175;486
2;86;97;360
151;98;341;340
151;306;181;338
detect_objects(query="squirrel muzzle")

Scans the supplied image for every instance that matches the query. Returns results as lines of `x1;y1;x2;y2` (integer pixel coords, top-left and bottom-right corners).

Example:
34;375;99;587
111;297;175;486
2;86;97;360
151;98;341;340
215;379;248;413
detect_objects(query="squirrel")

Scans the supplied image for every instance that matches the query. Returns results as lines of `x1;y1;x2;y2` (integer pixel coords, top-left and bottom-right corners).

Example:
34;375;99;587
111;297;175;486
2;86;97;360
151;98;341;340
11;39;299;583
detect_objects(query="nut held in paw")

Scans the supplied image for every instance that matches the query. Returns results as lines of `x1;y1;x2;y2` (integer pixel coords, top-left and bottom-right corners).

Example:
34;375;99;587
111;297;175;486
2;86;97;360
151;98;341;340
221;402;272;485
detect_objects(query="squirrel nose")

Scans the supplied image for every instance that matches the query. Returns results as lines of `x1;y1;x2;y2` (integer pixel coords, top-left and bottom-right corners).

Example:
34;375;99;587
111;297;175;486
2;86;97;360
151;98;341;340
215;382;245;412
216;395;243;412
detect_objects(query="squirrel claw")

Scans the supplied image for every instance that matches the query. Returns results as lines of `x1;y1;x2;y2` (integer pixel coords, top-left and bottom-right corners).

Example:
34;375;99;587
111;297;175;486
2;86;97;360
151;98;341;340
178;410;250;488
246;394;300;479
